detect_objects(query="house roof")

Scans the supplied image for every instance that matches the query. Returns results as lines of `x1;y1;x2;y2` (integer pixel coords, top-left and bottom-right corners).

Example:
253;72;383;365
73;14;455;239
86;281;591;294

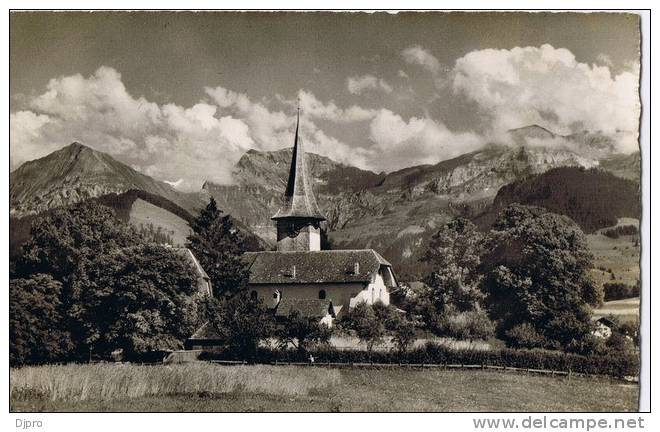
274;298;335;318
244;249;394;285
271;110;325;221
171;247;211;295
188;322;222;341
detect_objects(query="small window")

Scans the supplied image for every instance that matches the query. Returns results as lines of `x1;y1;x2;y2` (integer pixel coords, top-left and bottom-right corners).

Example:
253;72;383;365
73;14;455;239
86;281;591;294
250;291;258;300
319;289;326;300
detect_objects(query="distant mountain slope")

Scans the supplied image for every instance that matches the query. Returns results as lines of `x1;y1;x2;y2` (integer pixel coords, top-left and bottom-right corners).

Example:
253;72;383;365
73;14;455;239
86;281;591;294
9;142;206;217
205;138;624;279
599;152;641;182
9;127;640;281
483;167;641;233
10;189;268;259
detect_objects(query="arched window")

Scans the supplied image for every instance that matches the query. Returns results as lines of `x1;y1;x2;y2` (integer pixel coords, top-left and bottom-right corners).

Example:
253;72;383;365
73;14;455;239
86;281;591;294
250;290;258;301
318;289;326;300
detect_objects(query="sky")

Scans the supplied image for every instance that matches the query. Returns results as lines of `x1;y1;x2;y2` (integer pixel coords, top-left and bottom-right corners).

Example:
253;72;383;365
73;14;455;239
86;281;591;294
10;12;641;190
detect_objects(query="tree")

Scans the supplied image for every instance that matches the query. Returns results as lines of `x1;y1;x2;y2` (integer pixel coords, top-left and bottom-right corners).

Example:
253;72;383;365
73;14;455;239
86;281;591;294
418;218;489;336
422;218;485;313
16;203;140;283
390;315;417;354
10;274;73;365
186;197;250;297
11;202;211;362
205;292;275;361
481;204;601;352
444;309;495;342
72;244;205;358
340;302;386;354
276;310;332;354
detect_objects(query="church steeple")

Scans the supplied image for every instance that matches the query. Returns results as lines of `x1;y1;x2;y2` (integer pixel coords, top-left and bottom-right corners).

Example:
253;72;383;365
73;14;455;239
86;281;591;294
272;108;325;222
272;108;325;252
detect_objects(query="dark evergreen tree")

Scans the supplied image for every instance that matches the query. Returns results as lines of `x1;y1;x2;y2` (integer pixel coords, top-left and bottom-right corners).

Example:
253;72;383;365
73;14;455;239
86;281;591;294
186;197;249;297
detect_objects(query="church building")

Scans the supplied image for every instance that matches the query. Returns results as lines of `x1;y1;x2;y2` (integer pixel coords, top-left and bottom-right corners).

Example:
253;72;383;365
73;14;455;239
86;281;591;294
243;110;398;326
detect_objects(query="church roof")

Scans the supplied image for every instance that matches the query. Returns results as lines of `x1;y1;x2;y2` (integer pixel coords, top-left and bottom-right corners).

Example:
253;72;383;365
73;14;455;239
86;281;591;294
274;298;336;318
271;110;325;221
243;249;394;285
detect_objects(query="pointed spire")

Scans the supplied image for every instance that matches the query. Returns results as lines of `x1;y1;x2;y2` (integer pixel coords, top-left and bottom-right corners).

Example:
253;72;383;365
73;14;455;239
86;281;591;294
272;108;325;221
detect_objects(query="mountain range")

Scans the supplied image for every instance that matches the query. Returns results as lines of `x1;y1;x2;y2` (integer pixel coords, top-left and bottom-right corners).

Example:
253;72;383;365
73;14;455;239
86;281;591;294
9;142;207;218
10;125;641;279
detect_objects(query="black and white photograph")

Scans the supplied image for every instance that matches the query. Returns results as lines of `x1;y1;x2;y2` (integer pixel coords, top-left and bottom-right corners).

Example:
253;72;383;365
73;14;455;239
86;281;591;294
5;6;653;424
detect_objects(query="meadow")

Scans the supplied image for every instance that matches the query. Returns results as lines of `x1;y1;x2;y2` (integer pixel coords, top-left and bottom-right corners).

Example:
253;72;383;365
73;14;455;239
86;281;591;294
10;363;638;412
593;297;640;323
588;218;641;289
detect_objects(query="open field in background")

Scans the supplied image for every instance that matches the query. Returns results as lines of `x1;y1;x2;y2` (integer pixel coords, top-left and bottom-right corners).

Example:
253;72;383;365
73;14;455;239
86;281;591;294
588;218;640;289
593;297;640;324
10;363;638;412
129;198;191;246
328;335;492;351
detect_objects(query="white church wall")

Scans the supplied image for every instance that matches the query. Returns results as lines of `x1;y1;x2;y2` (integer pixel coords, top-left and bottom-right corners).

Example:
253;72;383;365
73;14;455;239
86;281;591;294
250;282;366;312
309;230;320;251
366;270;390;306
249;267;393;313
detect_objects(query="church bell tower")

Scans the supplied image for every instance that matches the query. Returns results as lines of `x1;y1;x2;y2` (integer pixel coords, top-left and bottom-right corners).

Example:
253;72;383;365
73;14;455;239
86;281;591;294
271;109;326;252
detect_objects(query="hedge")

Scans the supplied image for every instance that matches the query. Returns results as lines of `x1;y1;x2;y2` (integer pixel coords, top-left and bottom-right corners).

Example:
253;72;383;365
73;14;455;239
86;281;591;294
197;343;639;378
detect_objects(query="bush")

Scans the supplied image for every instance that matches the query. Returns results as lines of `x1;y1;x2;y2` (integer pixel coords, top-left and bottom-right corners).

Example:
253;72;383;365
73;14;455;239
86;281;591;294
504;323;546;349
339;303;386;352
198;343;639;378
445;310;495;341
603;225;638;239
603;282;640;301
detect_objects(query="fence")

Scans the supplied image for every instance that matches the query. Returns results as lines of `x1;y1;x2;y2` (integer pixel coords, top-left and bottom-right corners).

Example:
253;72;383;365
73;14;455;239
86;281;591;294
204;359;638;382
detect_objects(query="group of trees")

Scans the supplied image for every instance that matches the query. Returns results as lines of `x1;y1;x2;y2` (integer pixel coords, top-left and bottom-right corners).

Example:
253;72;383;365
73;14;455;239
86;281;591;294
10;203;207;365
411;204;611;354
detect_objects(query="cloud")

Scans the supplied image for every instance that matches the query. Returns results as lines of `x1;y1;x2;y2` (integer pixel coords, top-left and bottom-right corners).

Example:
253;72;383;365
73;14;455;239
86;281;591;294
296;90;377;123
10;66;383;189
367;109;483;171
597;53;614;68
346;74;393;95
452;44;640;152
164;178;184;188
402;45;441;75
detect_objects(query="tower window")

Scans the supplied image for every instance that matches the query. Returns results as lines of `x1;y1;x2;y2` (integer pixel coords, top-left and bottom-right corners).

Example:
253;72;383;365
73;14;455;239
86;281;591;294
250;290;258;300
319;289;326;300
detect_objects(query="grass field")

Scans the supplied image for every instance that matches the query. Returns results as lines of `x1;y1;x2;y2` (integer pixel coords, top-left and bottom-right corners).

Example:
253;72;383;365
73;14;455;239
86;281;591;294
588;218;640;289
129;198;191;246
10;363;638;412
593;297;640;323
